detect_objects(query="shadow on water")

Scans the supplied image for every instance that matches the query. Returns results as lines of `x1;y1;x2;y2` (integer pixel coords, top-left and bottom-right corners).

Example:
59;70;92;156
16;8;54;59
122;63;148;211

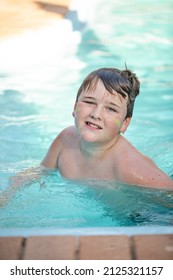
66;8;121;78
0;89;38;116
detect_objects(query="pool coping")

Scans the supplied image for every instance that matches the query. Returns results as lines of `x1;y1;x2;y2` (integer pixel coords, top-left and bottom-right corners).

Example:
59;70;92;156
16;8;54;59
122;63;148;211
1;226;173;237
1;233;173;260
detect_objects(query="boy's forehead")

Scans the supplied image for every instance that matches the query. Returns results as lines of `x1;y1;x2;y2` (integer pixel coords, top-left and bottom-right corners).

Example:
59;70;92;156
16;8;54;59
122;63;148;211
81;81;127;103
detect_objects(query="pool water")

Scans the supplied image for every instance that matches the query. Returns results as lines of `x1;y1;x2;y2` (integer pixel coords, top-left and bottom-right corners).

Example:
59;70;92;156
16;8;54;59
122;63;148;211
0;170;173;229
0;0;173;231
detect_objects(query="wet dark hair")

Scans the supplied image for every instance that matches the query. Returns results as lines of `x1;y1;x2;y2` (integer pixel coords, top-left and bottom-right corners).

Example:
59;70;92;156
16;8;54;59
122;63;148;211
76;67;140;117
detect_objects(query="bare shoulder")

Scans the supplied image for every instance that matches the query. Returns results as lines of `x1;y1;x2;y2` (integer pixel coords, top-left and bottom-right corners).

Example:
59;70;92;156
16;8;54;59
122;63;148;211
41;126;77;169
59;126;78;139
115;136;173;188
49;126;77;146
58;126;79;148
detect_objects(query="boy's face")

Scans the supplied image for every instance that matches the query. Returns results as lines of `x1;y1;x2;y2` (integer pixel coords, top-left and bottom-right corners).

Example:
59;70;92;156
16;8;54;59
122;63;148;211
73;79;131;145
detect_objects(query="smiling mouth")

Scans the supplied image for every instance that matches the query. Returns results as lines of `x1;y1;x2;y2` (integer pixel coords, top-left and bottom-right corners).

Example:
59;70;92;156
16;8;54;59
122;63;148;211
86;121;102;129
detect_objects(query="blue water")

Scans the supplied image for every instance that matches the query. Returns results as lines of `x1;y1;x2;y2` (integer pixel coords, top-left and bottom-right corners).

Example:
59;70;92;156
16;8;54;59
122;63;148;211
0;170;173;229
0;0;173;231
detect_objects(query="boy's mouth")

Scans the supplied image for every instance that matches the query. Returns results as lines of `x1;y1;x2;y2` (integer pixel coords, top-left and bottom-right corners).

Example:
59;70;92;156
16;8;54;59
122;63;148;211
85;121;102;129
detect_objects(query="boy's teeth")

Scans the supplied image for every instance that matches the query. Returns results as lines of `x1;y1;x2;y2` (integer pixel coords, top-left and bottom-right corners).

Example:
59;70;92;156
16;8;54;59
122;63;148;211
87;122;101;129
90;123;97;128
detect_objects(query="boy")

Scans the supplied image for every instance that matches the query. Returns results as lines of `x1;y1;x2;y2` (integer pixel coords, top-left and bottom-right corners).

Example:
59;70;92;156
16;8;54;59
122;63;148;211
41;67;173;188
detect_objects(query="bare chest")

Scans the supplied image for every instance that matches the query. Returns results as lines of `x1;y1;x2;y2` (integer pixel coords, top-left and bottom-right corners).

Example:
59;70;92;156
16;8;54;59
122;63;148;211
58;149;116;180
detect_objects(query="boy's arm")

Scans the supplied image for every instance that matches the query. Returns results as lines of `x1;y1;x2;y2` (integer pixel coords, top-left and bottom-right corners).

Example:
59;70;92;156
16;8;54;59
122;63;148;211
41;134;62;169
0;133;62;208
125;156;173;189
116;138;173;189
0;166;43;208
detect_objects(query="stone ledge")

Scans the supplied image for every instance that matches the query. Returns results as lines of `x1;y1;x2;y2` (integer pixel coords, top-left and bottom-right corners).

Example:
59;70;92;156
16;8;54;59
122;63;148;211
23;236;78;260
79;235;131;260
0;234;173;260
0;237;24;260
132;234;173;260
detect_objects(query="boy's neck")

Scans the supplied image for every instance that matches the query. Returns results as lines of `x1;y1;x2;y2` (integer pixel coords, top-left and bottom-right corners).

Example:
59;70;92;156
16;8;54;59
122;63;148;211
79;135;120;159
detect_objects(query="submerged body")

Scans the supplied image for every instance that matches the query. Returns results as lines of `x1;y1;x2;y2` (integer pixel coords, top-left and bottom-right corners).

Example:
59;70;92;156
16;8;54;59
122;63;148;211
41;126;173;188
41;68;173;188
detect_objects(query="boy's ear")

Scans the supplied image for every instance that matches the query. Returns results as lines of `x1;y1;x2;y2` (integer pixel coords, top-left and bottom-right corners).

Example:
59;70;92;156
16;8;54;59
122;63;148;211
120;117;131;134
72;102;77;117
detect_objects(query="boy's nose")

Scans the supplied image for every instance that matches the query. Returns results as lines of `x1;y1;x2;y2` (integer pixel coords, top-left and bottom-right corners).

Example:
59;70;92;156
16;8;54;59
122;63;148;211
90;106;102;120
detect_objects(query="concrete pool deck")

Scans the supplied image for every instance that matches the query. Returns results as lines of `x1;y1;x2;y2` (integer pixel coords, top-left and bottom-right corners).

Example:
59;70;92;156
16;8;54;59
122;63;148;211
0;0;71;38
0;234;173;259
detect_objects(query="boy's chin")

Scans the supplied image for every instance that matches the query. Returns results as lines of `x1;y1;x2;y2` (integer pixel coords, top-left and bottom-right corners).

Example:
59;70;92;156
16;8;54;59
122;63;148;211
80;131;101;143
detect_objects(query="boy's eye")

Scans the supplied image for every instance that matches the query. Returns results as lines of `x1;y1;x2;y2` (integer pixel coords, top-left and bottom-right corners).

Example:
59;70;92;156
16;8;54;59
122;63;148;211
107;107;117;112
83;101;95;105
